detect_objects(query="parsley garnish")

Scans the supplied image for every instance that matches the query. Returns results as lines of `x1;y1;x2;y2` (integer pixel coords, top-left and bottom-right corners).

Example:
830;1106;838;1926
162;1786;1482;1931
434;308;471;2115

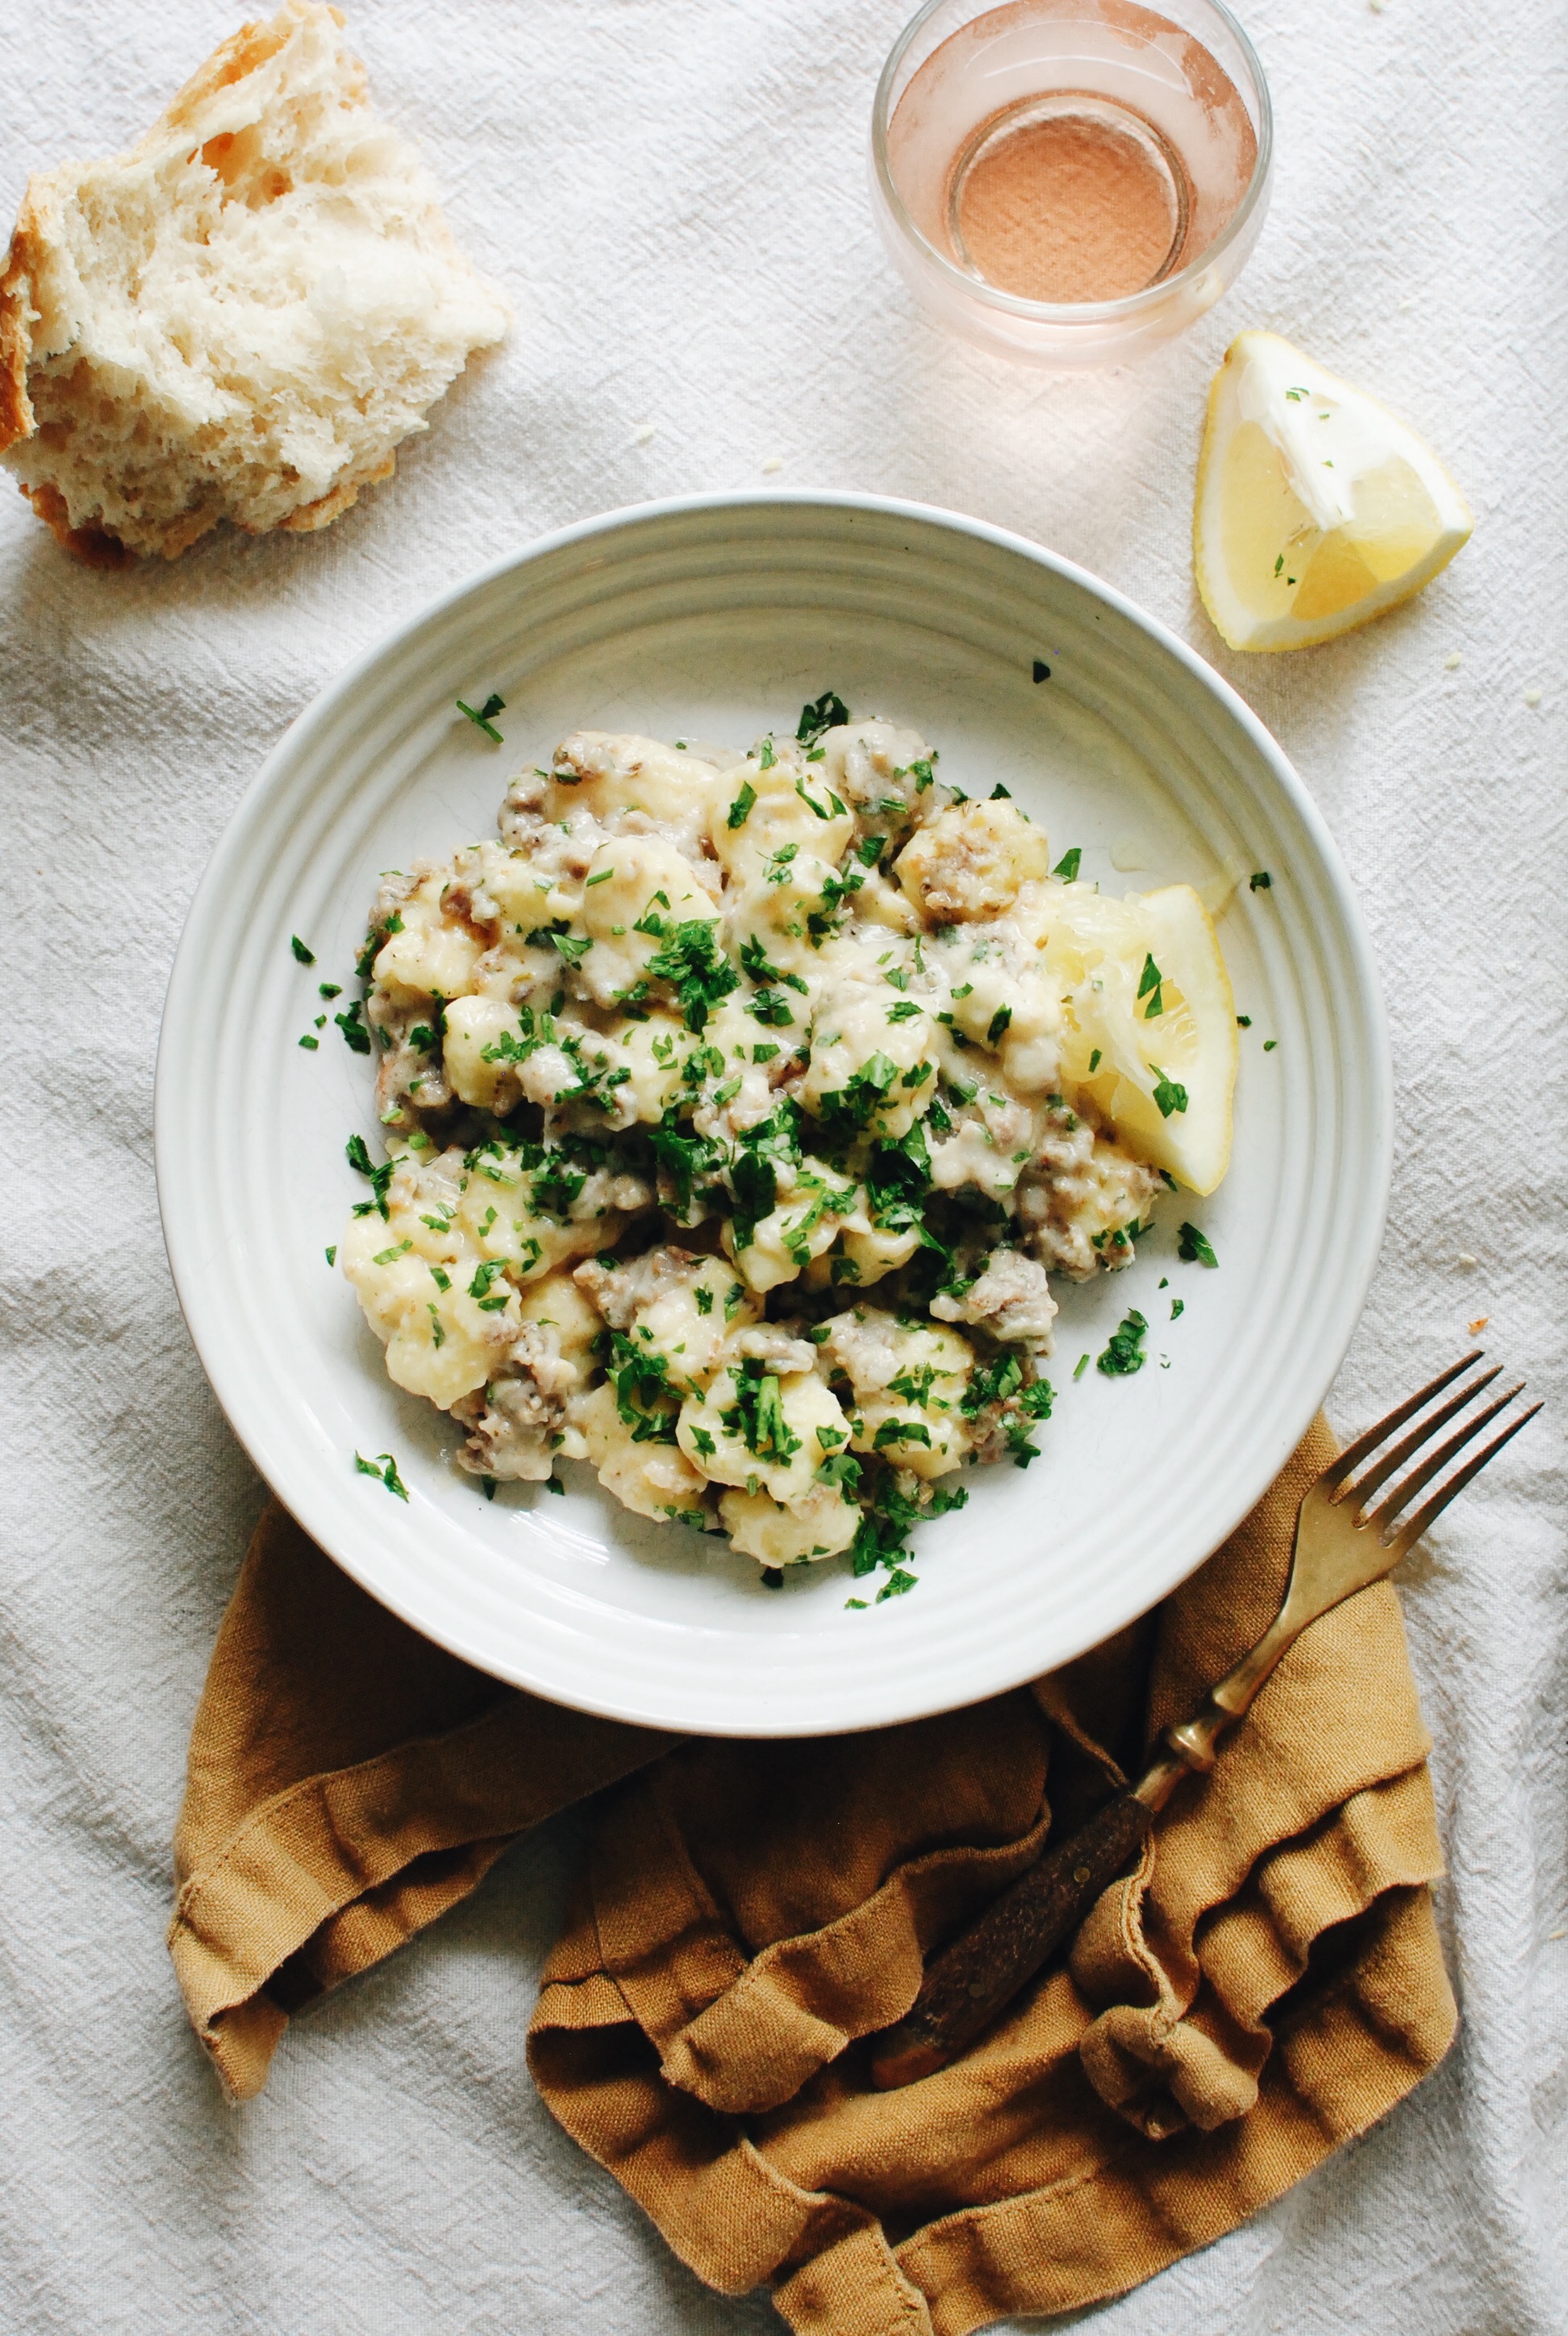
721;1360;802;1462
325;1245;337;1266
1177;1221;1218;1267
1138;953;1164;1018
457;691;506;743
797;690;851;746
1088;1047;1103;1074
584;866;614;888
886;1000;922;1023
298;1034;319;1050
1236;1014;1252;1028
355;1450;409;1500
1151;1068;1188;1117
1073;1352;1090;1380
727;782;757;829
1170;1297;1185;1320
345;1133;394;1219
290;935;315;965
1097;1311;1149;1376
739;934;807;994
1052;847;1081;881
747;987;795;1027
876;1567;917;1602
335;999;372;1054
1032;659;1051;683
644;919;740;1032
1249;870;1273;891
986;1005;1012;1046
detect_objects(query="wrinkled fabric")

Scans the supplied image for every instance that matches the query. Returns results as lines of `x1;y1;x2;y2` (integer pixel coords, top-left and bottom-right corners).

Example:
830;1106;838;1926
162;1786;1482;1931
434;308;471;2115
2;0;1564;2328
170;1426;1454;2330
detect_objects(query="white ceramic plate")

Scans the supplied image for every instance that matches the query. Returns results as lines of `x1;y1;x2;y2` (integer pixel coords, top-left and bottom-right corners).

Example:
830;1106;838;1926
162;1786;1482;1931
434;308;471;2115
156;493;1390;1737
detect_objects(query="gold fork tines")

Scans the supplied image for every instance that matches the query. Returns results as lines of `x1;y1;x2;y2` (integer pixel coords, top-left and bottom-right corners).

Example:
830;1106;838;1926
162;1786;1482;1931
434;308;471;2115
1323;1353;1541;1564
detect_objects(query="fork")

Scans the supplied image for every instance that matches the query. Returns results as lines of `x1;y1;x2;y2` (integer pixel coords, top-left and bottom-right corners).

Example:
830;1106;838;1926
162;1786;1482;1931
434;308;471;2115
869;1354;1541;2089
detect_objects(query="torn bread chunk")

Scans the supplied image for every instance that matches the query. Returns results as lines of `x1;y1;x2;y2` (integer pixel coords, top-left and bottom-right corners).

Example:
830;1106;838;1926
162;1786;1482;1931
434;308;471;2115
0;0;510;562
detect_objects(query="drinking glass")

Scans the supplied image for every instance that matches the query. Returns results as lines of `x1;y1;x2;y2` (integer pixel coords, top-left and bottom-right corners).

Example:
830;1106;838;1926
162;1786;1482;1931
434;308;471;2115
871;0;1274;368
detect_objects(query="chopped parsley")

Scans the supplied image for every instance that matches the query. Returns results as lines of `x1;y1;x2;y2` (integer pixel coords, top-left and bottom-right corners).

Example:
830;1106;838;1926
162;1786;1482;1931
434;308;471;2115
468;1260;512;1310
1097;1311;1149;1377
1170;1297;1185;1320
1151;1068;1188;1118
740;933;808;994
727;782;757;829
797;690;851;746
1236;1014;1252;1028
1177;1221;1218;1267
1088;1048;1102;1074
986;1005;1012;1047
644;919;740;1032
886;999;922;1023
457;691;506;742
355;1450;409;1500
1263;1038;1278;1052
584;866;615;887
324;1245;337;1267
721;1360;802;1462
1073;1352;1091;1380
1052;847;1082;882
290;935;315;965
1032;660;1052;684
298;1034;319;1050
1249;870;1273;891
1138;953;1164;1019
876;1567;918;1601
345;1132;394;1219
335;999;372;1055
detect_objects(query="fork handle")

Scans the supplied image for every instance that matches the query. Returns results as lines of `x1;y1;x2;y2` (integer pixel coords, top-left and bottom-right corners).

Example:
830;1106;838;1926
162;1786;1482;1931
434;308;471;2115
868;1614;1307;2089
868;1791;1153;2088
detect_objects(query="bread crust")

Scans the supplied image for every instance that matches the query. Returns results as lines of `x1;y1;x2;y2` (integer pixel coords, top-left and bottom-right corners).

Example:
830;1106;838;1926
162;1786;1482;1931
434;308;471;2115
0;198;41;453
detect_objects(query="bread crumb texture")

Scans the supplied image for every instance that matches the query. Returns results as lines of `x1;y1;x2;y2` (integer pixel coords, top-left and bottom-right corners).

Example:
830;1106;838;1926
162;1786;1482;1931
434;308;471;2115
0;0;511;562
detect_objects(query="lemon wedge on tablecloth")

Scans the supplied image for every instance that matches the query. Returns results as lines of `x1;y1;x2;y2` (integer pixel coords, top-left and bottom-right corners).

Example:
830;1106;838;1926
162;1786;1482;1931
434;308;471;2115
1195;331;1472;652
1040;882;1237;1194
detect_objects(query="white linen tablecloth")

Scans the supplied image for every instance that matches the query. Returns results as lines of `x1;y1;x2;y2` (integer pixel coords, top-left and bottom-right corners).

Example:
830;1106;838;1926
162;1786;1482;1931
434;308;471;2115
2;0;1562;2326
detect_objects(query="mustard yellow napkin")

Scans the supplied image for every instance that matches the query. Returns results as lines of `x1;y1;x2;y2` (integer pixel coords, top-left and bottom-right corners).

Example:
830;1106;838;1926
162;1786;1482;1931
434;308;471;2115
171;1419;1454;2328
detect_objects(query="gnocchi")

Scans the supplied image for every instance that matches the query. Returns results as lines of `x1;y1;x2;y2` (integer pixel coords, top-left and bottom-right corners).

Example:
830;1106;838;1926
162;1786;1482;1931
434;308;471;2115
339;707;1235;1588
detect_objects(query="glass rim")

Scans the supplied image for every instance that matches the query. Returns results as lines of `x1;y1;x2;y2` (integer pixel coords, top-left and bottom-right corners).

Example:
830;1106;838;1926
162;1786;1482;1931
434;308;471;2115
870;0;1275;327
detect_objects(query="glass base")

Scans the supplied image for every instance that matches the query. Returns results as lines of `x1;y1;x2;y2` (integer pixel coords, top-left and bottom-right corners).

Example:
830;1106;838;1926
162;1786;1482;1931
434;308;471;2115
945;92;1193;304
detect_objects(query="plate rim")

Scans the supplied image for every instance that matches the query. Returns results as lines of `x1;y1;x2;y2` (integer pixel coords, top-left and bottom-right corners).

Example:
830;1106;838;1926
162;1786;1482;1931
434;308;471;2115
155;488;1392;1733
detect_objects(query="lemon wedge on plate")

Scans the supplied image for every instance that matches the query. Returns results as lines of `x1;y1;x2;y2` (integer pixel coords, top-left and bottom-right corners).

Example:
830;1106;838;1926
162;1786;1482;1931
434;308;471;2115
1040;882;1237;1193
1195;331;1472;652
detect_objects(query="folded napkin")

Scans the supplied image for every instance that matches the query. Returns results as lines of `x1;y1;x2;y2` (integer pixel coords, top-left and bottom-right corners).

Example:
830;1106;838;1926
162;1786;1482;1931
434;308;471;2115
171;1419;1455;2330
